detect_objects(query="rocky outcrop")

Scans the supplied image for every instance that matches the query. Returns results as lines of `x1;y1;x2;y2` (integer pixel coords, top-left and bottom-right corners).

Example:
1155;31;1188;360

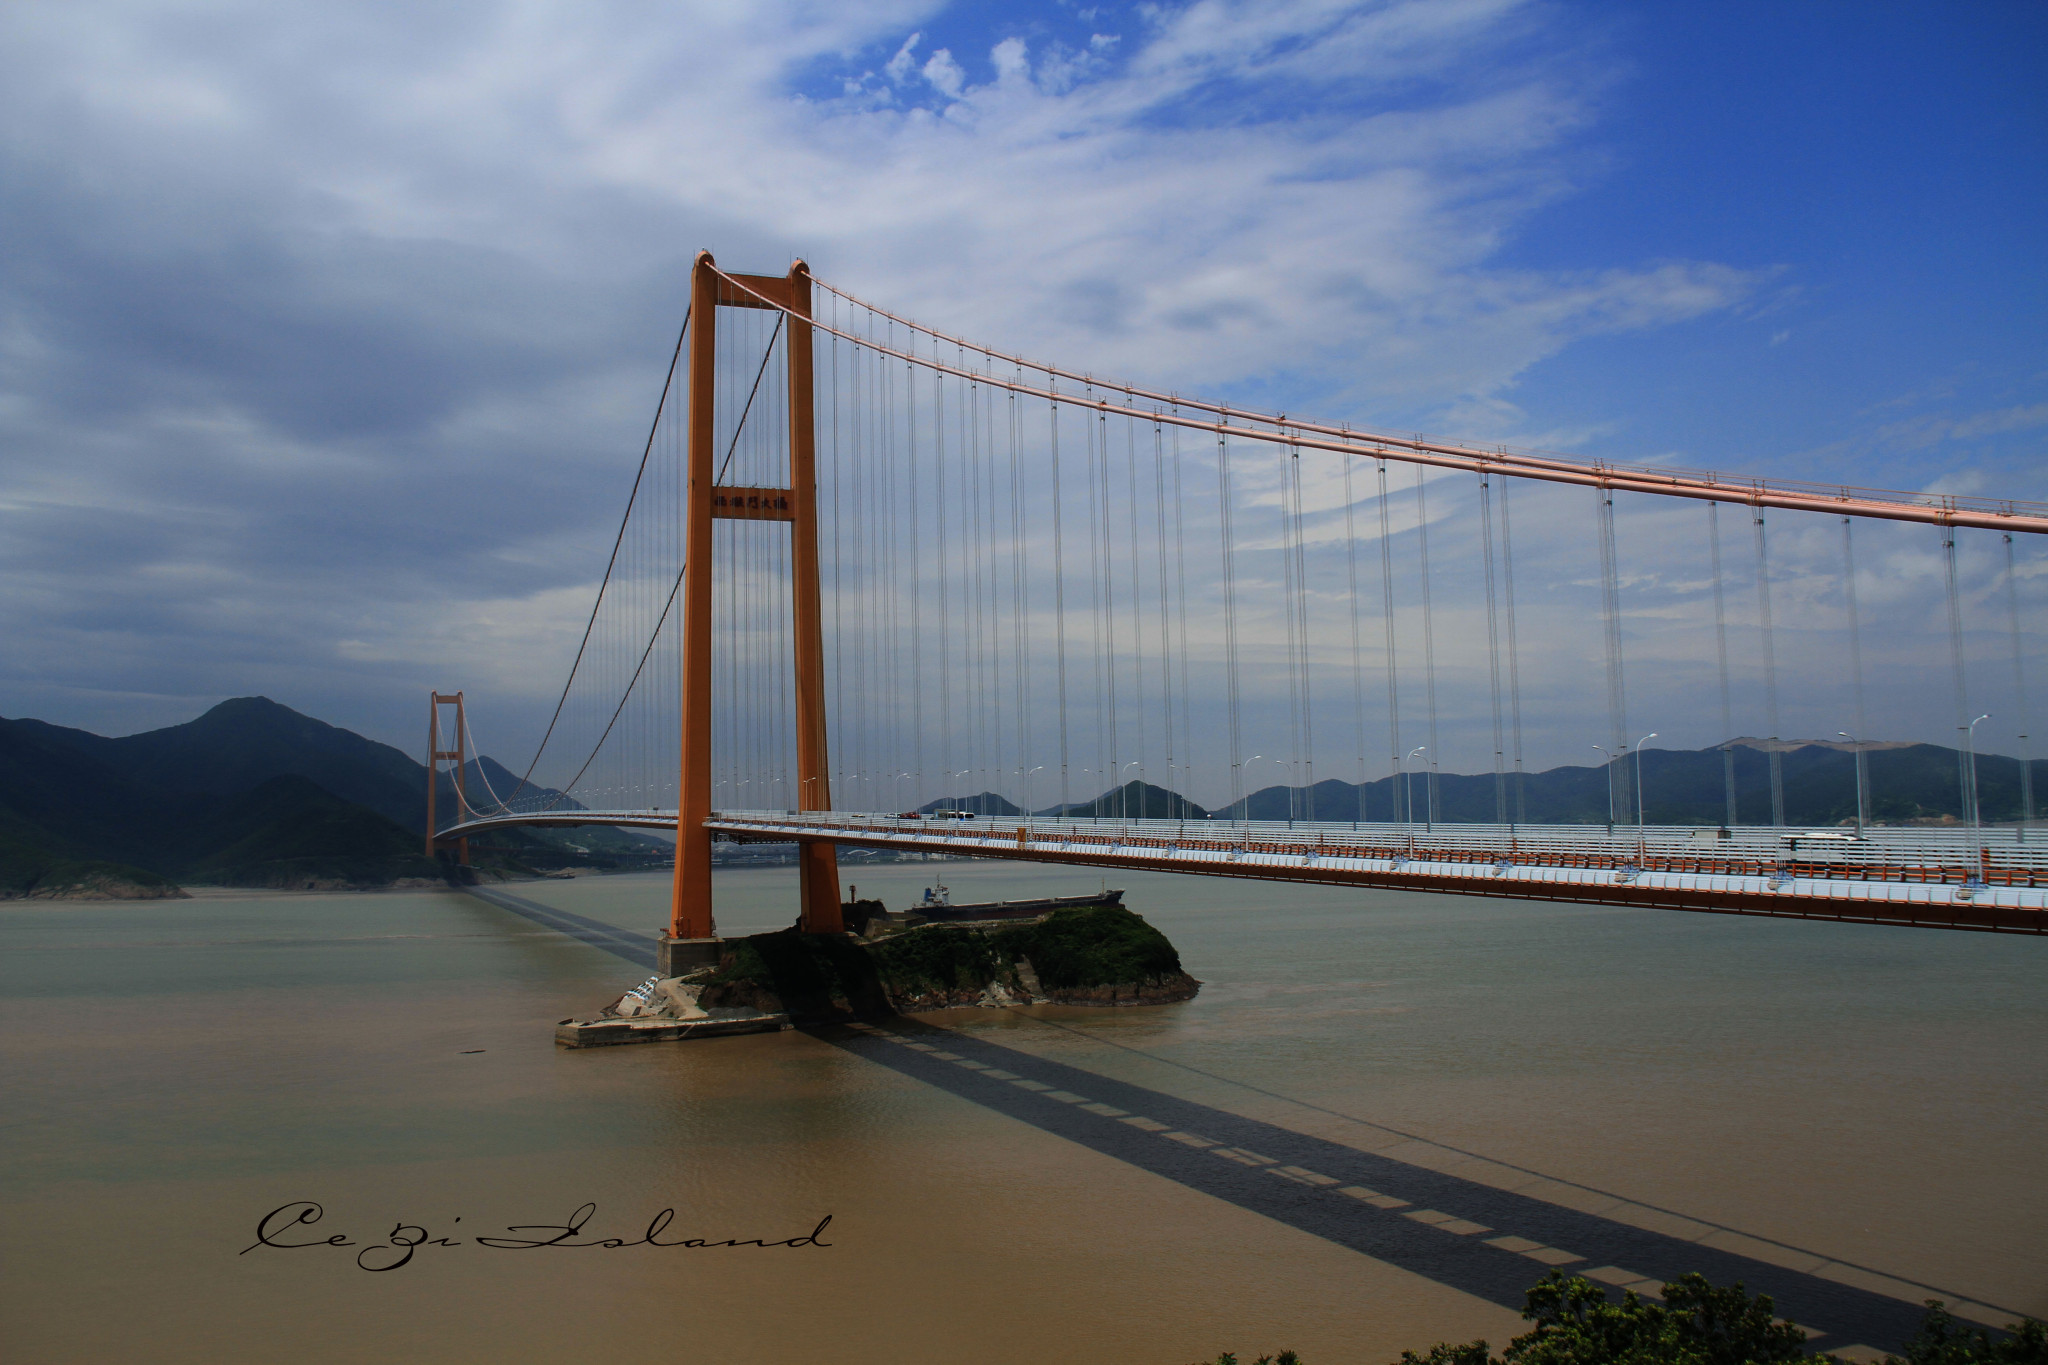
1040;972;1202;1006
4;863;188;901
694;905;1201;1024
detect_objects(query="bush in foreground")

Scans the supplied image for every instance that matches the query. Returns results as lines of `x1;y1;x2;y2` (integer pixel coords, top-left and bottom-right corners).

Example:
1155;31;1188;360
1196;1271;2046;1365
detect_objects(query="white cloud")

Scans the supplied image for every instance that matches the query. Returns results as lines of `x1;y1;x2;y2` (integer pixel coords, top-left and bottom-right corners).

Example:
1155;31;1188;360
921;47;966;98
0;0;1805;763
885;31;924;83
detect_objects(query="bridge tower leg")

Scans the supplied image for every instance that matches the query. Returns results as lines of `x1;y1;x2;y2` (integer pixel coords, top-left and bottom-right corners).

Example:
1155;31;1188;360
669;253;721;948
786;262;845;934
667;254;842;961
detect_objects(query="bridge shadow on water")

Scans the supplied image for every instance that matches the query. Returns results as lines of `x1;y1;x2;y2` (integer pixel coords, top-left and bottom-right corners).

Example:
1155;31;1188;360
468;886;1933;1352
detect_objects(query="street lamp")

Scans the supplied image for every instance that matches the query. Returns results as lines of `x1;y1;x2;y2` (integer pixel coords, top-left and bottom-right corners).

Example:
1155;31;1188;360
1965;714;1990;832
1836;733;1868;836
1239;755;1264;826
1592;745;1617;834
1404;747;1426;844
1633;732;1657;855
1121;761;1140;821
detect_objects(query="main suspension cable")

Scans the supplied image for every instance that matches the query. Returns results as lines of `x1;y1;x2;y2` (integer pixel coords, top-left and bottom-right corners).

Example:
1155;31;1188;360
509;305;689;807
791;271;2045;532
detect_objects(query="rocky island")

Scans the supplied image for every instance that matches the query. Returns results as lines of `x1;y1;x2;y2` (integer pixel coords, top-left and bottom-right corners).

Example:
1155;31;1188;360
557;900;1201;1046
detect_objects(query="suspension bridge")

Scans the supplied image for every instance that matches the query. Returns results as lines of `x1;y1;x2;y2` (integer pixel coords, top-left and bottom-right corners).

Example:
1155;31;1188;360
435;254;2048;963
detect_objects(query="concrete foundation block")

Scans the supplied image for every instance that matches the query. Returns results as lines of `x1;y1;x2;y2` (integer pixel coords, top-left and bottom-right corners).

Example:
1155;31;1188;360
657;936;723;976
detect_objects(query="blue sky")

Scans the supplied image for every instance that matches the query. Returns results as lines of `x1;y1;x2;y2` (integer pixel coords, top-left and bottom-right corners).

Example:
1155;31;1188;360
0;0;2040;777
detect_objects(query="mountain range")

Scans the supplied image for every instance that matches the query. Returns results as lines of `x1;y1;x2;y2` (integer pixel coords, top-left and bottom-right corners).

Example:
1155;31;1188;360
924;740;2041;828
0;697;665;899
6;696;2036;901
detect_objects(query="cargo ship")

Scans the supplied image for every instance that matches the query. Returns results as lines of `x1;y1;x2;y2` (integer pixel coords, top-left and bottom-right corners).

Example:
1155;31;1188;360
907;882;1124;923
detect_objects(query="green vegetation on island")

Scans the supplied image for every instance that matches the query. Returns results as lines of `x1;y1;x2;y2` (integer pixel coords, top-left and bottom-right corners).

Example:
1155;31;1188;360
1198;1272;2047;1365
696;903;1200;1021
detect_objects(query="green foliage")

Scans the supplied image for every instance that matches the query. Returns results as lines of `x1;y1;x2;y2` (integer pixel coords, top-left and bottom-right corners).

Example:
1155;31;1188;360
708;928;893;1020
182;775;417;873
1496;1272;1807;1365
866;921;1005;998
989;904;1184;989
1399;1345;1495;1365
1397;1275;2044;1365
0;810;175;898
1889;1303;2048;1365
705;904;1187;1020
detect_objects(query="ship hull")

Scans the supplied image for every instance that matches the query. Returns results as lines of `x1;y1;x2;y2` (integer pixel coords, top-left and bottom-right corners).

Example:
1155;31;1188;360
912;889;1124;922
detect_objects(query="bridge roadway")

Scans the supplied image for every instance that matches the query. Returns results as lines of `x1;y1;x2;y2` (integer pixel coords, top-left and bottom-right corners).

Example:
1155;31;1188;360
444;808;2048;934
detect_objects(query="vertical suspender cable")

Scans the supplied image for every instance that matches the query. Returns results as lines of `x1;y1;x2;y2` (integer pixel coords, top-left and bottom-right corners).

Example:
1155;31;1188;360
2005;533;2035;841
1478;474;1506;824
1171;420;1195;817
967;355;989;801
1218;419;1245;821
1088;397;1113;815
1153;418;1177;817
1708;503;1738;827
1290;441;1316;820
908;345;923;807
1344;452;1366;825
1009;370;1031;814
935;349;950;802
1753;506;1785;827
828;303;843;804
889;327;907;809
1842;517;1871;828
1050;387;1071;815
880;334;892;806
1127;415;1148;814
1499;473;1527;826
1943;524;1974;824
1377;460;1402;822
1280;442;1306;821
1597;485;1632;826
853;326;872;803
1415;465;1442;826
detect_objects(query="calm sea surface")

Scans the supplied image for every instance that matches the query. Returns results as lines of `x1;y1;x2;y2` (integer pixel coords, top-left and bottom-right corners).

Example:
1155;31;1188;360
4;862;2043;1363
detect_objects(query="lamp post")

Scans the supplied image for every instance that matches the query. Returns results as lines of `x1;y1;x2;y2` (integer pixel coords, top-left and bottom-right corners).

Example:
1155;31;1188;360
1121;761;1141;821
1404;747;1426;849
1836;732;1868;837
1023;766;1044;823
1240;755;1264;827
1592;745;1617;835
1633;732;1657;858
1966;714;1990;832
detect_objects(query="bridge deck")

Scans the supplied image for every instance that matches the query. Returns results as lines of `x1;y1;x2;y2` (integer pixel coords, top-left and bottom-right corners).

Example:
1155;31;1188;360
443;809;2048;934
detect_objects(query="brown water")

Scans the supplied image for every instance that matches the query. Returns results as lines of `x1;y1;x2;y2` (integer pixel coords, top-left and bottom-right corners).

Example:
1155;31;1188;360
4;863;2043;1363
